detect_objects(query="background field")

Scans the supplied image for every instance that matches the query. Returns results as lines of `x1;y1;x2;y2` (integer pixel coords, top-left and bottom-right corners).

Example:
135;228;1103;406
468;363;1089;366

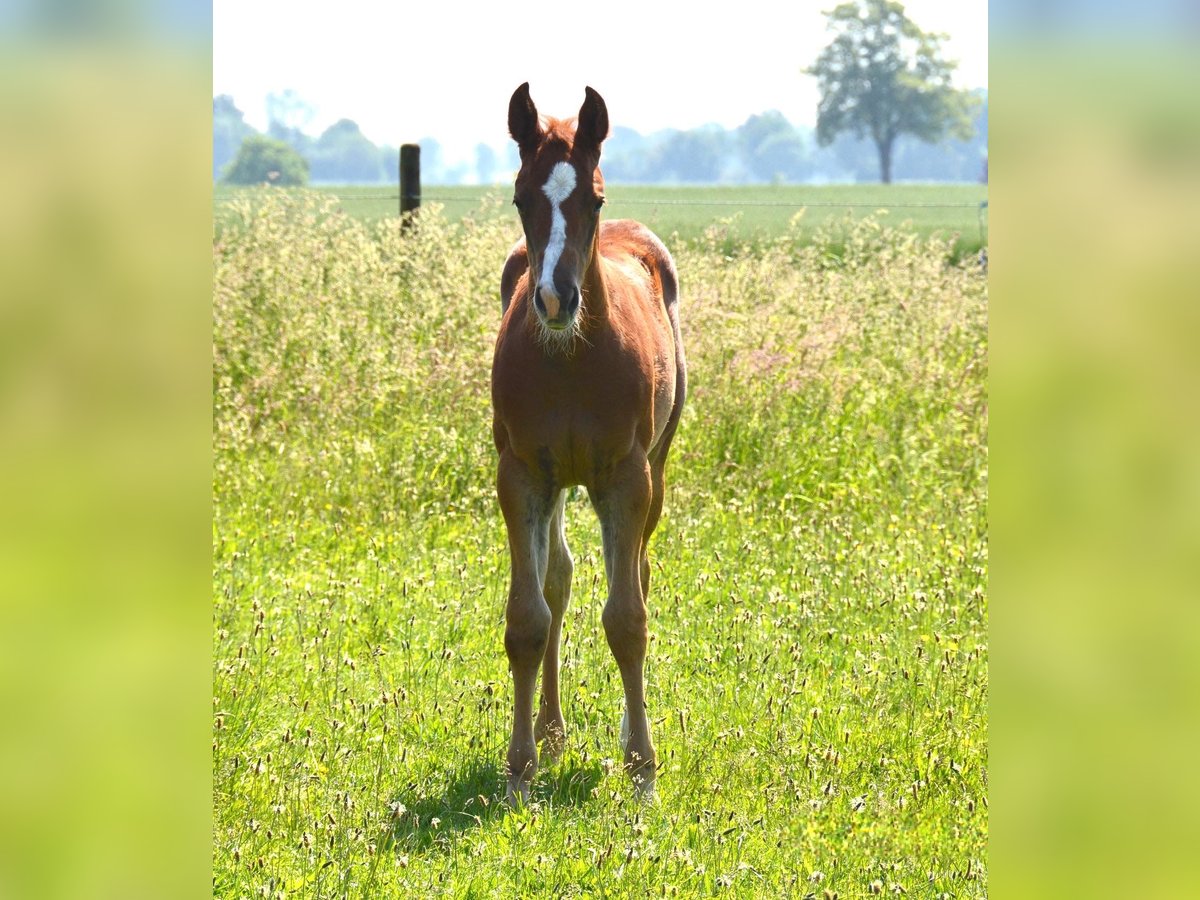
213;191;988;896
213;183;989;258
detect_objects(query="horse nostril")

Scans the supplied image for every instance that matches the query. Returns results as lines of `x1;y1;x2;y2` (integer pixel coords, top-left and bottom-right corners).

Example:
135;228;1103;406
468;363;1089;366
566;287;581;315
538;285;561;320
533;292;547;317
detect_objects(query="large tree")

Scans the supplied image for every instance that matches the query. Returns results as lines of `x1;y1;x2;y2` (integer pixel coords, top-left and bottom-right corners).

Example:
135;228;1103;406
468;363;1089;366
808;0;976;183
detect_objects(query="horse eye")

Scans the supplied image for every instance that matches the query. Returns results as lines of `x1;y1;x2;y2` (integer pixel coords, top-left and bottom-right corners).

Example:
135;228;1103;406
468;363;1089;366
594;198;606;214
512;197;524;211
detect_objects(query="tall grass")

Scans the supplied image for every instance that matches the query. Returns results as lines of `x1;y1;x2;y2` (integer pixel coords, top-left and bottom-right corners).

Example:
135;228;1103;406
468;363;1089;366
213;191;987;897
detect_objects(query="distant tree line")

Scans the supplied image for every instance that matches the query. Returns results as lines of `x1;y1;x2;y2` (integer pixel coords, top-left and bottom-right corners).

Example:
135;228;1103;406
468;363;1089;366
214;90;986;187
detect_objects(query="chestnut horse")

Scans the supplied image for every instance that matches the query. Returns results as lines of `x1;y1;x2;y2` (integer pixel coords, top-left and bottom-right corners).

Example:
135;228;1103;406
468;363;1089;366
491;83;686;804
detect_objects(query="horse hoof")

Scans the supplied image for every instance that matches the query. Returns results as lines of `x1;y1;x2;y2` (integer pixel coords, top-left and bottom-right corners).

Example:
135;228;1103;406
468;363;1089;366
535;719;566;764
539;738;564;765
505;780;531;808
632;773;658;805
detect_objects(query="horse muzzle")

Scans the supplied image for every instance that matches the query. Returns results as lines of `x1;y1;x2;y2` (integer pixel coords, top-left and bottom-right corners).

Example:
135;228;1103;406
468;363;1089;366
535;283;581;329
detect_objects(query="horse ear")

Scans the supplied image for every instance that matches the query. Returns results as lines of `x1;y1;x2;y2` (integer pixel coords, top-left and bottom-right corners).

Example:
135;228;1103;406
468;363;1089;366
508;82;542;154
577;86;609;152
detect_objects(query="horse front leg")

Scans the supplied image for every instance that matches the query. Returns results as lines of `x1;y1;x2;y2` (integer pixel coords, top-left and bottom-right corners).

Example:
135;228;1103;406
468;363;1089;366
534;491;572;763
594;452;658;800
497;452;553;806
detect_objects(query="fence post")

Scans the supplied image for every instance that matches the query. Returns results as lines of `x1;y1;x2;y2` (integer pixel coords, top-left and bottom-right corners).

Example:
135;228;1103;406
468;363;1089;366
400;143;421;227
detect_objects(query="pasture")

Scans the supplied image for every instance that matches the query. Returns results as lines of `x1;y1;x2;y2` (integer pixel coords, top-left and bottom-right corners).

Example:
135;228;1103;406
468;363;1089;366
213;182;989;258
212;191;988;896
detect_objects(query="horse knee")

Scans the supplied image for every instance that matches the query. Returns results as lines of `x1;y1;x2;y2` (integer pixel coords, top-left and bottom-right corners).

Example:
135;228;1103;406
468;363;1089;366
602;600;647;659
506;603;551;665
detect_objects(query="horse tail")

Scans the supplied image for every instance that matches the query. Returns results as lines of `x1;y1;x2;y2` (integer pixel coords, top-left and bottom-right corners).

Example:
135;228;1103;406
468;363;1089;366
628;223;686;448
649;234;679;312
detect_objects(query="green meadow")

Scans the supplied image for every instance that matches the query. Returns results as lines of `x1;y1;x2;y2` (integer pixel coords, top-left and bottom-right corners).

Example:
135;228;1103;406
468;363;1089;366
213;190;987;896
213;183;988;257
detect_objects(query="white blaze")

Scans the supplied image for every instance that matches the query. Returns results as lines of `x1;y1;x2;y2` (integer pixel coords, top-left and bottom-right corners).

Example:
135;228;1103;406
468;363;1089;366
539;161;577;293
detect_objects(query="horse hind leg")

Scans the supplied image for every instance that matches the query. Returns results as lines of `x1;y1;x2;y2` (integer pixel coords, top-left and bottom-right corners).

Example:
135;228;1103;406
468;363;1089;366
623;464;664;782
535;491;572;763
637;410;680;603
639;453;667;603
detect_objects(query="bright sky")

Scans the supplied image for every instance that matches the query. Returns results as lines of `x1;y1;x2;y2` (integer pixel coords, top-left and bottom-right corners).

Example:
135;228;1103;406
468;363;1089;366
213;0;987;164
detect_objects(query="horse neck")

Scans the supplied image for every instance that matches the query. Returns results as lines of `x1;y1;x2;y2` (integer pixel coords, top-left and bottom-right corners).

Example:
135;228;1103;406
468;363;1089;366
580;226;610;323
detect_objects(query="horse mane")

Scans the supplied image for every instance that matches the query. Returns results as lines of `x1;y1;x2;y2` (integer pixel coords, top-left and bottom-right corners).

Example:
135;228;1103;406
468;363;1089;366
538;117;579;154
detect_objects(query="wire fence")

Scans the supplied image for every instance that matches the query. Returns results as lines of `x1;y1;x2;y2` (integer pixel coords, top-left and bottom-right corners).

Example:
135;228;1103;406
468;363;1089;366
255;188;989;246
309;191;986;210
419;192;993;244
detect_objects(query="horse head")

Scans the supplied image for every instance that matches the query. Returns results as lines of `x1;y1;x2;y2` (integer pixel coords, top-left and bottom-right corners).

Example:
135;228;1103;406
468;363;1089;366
508;83;610;336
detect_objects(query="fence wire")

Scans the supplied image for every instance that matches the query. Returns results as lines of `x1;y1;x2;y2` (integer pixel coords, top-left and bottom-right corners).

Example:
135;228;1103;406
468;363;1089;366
320;191;985;210
281;189;988;245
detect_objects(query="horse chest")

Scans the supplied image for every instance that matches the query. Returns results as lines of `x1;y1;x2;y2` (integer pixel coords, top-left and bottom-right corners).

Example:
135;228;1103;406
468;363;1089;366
493;345;654;487
501;379;638;472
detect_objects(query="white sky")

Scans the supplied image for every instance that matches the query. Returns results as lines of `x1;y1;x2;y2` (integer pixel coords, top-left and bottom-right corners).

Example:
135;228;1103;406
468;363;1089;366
213;0;987;164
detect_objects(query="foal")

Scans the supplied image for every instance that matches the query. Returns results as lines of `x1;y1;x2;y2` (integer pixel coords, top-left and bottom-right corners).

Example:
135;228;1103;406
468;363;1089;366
491;84;686;804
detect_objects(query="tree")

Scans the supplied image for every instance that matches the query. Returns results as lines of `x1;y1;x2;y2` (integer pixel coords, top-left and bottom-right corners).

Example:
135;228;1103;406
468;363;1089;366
380;144;400;183
267;120;313;158
602;126;654;182
808;0;977;183
265;90;316;136
309;119;385;183
221;135;308;186
213;95;256;181
655;127;730;183
417;137;445;183
475;143;499;185
736;111;812;183
265;89;316;160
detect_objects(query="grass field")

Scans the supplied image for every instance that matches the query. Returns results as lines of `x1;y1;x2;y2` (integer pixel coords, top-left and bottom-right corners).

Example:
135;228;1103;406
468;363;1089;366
213;182;988;257
213;191;988;896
